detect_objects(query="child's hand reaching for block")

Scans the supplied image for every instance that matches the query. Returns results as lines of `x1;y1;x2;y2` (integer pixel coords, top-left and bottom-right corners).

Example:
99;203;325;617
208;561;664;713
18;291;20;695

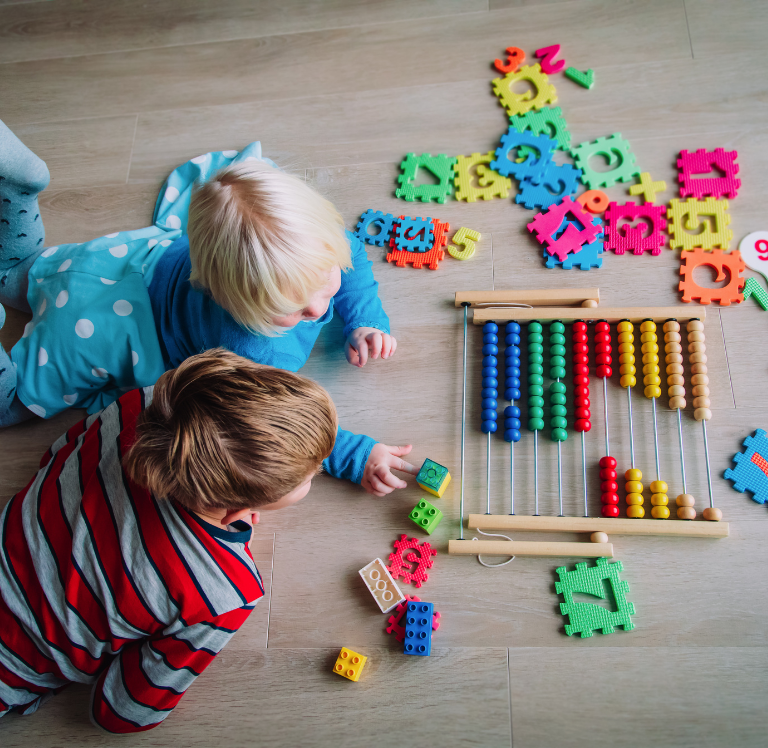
346;327;397;367
362;443;418;496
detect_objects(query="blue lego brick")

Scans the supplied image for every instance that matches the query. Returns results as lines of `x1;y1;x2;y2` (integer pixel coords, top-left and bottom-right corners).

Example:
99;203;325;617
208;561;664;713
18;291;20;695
544;215;604;270
404;601;433;656
724;428;768;504
395;217;434;252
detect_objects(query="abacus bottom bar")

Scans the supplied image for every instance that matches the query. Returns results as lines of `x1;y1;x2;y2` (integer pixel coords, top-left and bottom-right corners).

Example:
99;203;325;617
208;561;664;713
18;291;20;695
448;539;614;558
467;514;729;538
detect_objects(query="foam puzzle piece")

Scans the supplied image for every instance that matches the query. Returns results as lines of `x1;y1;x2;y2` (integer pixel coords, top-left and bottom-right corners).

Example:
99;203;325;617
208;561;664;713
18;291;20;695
386;594;441;643
356;209;396;247
493;46;525;74
724;429;768;504
359;558;406;614
628;172;667;203
516;162;582;210
667;197;733;251
387;217;448;270
492;64;558;118
679;248;745;305
604;202;667;255
491;127;557;184
570;134;640;190
416;458;452;497
395;216;434;252
333;648;367;681
535;44;565;74
528;196;601;262
387;534;437;588
678;148;740;200
448;226;481;261
743;277;768;310
409;499;443;535
453;152;512;202
564;66;594;89
509;106;571;151
396;153;457;204
555;557;635;638
544;215;604;270
404;601;434;656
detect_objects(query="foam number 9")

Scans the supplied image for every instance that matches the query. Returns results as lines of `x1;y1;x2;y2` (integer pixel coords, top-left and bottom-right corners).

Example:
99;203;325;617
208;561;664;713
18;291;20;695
448;227;481;261
494;47;525;74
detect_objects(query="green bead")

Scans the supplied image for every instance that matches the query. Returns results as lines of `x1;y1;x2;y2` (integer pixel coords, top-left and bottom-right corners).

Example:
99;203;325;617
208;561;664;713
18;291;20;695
550;333;566;345
552;393;567;405
529;396;545;408
550;322;565;333
529;322;542;333
551;416;568;429
528;406;544;419
529;343;544;355
528;332;543;343
529;384;544;396
551;404;567;417
550;344;566;357
529;374;544;385
550;355;566;367
551;427;568;442
550;367;566;380
550;381;567;393
528;418;545;431
529;363;543;374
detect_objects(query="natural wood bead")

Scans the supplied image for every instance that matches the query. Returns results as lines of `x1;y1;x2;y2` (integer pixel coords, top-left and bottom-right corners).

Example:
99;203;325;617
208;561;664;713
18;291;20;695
691;363;708;374
677;506;697;520
692;384;710;397
582;299;599;308
667;374;685;386
694;407;712;421
688;330;705;343
666;343;682;354
687;320;704;332
663;320;680;333
668;384;686;397
691;373;709;385
689;352;707;364
664;331;681;343
676;494;695;507
666;352;683;363
688;341;706;353
666;364;684;375
703;507;723;521
590;531;609;543
693;396;711;408
669;396;686;409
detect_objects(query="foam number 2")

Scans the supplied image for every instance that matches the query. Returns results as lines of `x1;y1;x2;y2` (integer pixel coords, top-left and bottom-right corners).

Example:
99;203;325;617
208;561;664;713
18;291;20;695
494;46;525;74
535;44;565;74
448;227;481;260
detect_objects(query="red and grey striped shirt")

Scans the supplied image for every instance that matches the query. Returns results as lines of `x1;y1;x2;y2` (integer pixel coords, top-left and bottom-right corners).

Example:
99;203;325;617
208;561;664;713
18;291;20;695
0;387;264;733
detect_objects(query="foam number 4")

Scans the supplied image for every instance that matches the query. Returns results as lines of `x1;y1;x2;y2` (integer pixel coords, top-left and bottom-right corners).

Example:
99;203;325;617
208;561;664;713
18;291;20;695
494;46;525;74
448;227;481;260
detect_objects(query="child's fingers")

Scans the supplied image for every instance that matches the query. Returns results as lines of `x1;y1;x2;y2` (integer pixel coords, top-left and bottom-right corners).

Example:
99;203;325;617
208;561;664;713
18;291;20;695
377;467;408;490
356;338;369;367
369;473;394;495
391;458;418;476
386;444;413;457
368;332;383;360
345;341;360;366
390;337;398;357
381;335;393;359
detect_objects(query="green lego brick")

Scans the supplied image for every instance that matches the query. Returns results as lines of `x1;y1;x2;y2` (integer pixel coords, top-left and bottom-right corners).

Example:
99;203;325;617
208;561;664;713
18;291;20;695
416;458;451;497
409;499;443;535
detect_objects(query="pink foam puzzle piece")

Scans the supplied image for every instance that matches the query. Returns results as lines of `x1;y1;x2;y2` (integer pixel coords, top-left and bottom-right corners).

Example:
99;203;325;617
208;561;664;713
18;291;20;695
604;202;667;255
535;44;565;74
527;196;600;262
677;148;740;200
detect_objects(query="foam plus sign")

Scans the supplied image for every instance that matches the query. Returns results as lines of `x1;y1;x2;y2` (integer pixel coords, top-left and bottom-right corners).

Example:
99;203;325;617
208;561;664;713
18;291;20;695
628;171;667;203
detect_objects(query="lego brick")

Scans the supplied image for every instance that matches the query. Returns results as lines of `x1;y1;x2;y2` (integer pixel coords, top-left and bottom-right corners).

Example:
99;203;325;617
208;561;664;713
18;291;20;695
448;227;481;261
386;216;448;270
604;202;667;256
509;106;571;151
359;558;406;614
404;601;434;656
743;277;768;310
387;534;437;588
453;152;511;203
385;594;441;643
409;499;443;535
516;162;582;211
535;44;565;74
491;63;558;118
491;127;557;184
724;429;768;504
395;153;456;204
333;648;367;682
544;215;604;270
679;248;745;305
395;216;434;252
570;134;640;190
416;458;452;497
564;66;595;89
667;197;733;251
355;209;395;247
555;557;635;638
677;148;740;200
527;196;601;263
493;46;525;74
628;172;667;203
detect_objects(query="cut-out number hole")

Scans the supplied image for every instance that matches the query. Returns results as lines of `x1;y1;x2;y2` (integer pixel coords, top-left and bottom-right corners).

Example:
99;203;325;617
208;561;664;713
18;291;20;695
572;577;620;613
587;148;625;174
692;263;731;289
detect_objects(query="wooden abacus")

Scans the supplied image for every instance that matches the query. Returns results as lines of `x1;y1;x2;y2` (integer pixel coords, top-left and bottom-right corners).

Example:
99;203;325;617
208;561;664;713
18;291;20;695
448;288;729;560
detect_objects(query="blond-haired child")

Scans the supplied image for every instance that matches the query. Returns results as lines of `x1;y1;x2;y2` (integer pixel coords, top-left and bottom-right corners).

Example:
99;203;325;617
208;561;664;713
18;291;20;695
0;125;414;496
0;349;336;732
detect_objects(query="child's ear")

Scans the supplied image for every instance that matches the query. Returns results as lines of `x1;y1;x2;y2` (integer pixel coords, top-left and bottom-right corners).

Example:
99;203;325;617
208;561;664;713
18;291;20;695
221;508;255;526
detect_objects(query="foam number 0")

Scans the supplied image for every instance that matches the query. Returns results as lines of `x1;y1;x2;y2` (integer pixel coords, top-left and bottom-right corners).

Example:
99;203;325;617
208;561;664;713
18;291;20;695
448;227;482;261
493;46;525;74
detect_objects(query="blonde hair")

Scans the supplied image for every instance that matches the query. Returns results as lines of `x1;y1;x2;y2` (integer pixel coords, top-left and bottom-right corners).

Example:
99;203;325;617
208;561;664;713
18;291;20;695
188;161;352;336
124;349;337;512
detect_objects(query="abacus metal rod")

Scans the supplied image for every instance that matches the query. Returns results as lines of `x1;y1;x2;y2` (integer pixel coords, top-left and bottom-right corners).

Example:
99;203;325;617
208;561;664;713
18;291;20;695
651;397;661;481
459;303;469;540
602;376;610;456
486;432;491;515
534;431;539;515
557;440;563;517
677;408;688;494
510;440;515;515
702;419;714;510
627;385;636;469
581;431;588;517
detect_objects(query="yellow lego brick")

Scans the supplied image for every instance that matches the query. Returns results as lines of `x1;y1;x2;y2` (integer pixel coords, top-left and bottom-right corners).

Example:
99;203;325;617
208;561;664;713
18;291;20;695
416;458;452;497
333;648;367;682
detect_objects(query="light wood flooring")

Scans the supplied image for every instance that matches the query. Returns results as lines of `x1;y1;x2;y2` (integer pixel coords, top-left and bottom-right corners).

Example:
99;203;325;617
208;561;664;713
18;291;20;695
1;1;767;746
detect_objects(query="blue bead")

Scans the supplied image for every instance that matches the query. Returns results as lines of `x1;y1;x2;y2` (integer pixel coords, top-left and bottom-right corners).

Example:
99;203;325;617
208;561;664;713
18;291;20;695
483;322;499;333
505;377;521;389
504;405;521;418
482;376;498;389
504;388;521;401
482;397;497;410
481;420;498;433
506;322;521;334
483;333;499;345
482;355;498;367
482;344;499;356
482;366;498;378
504;429;521;443
505;333;521;346
481;388;497;399
505;345;521;357
505;418;521;430
506;366;521;378
481;408;497;421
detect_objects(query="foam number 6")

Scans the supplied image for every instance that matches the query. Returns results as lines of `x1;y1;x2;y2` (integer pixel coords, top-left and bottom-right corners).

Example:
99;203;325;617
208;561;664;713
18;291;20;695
739;231;768;285
448;227;482;261
493;46;525;74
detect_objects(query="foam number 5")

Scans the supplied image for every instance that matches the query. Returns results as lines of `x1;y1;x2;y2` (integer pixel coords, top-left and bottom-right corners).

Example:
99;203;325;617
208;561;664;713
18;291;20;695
494;46;525;74
739;231;768;284
448;227;482;260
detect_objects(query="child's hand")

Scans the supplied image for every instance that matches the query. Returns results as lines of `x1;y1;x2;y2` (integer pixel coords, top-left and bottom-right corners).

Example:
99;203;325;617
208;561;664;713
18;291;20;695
362;443;418;497
346;327;397;367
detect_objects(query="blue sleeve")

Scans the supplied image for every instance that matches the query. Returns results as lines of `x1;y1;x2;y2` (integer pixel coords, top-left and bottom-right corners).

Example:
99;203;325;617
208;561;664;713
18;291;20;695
333;232;390;339
323;426;376;484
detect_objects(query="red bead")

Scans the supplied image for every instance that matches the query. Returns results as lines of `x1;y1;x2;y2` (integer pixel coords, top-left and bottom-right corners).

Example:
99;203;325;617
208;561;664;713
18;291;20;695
602;505;620;518
573;363;589;375
573;332;588;344
574;386;589;398
575;406;590;419
596;353;612;365
596;321;610;333
595;342;611;353
596;365;612;378
573;396;590;406
574;374;589;386
574;418;591;432
573;321;587;333
572;346;588;357
600;468;617;480
601;480;619;493
599;455;617;468
594;332;611;343
601;492;620;505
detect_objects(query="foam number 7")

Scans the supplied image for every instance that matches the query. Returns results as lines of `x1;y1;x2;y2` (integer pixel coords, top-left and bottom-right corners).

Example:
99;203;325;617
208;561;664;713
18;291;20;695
448;227;481;261
493;46;525;74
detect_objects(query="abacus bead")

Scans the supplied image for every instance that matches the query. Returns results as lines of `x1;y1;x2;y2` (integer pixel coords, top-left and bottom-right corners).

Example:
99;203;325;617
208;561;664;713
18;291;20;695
483;333;498;344
666;348;683;359
484;322;499;333
483;355;498;366
687;319;704;332
481;420;497;433
651;493;669;506
626;480;644;494
594;332;611;344
668;385;686;397
529;384;544;396
619;364;635;375
595;342;612;353
627;505;645;518
692;384;710;397
691;373;709;385
550;322;565;334
693;396;711;408
551;335;566;347
505;376;521;389
694;407;712;421
677;506;697;520
596;353;612;365
625;468;643;481
482;344;498;355
551;416;568;429
505;388;522;401
602;492;619;505
528;418;545;430
573;374;589;386
481;388;497;399
691;363;707;375
505;333;521;345
644;385;662;398
590;531;609;544
551;428;568;442
482;397;497;409
663;320;680;333
550;344;566;357
601;480;619;493
529;363;544;374
529;343;544;354
688;342;706;353
575;419;591;431
506;365;521;378
617;320;633;333
506;322;521;333
573;364;588;375
602;505;620;518
574;321;587;332
703;507;723;521
551;393;567;405
600;455;618;469
596;365;612;378
505;418;521;431
645;374;661;385
641;342;659;355
481;408;497;421
529;406;544;419
689;352;707;364
596;321;610;332
688;330;705;342
640;332;657;344
649;480;667;494
573;333;588;345
642;361;660;373
651;505;671;519
669;396;687;409
482;366;498;378
551;404;567;417
529;374;544;386
575;407;590;420
640;320;655;332
664;331;681;342
482;376;498;388
667;363;684;375
528;326;543;338
626;494;644;507
551;381;567;393
574;386;589;398
504;429;521;442
620;374;637;388
573;350;588;361
618;342;634;353
504;405;521;417
676;494;695;507
529;396;545;408
550;355;566;368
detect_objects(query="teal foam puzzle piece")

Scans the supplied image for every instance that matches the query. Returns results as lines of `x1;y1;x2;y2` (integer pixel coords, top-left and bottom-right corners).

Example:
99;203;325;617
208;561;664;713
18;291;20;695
570;134;640;190
724;428;768;504
509;106;571;151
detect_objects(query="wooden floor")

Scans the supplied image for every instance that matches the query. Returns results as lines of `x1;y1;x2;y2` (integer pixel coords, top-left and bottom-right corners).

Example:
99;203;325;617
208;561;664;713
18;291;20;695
1;1;767;745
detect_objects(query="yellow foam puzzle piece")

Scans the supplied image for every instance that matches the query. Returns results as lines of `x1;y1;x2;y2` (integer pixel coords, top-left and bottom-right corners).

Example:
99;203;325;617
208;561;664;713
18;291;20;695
492;64;557;118
667;197;732;251
453;152;512;202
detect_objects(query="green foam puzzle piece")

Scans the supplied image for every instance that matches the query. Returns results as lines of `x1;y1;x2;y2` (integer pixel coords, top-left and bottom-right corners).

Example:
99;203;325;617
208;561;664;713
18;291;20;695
509;106;571;151
564;67;595;89
554;557;636;638
570;133;640;190
743;277;768;310
396;153;457;204
409;499;443;535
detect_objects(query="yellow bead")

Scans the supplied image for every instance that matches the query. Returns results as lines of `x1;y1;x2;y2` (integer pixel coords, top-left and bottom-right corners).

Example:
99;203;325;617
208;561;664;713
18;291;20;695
625;469;642;481
619;353;635;365
626;492;644;506
617;320;633;333
677;506;697;520
640;320;656;333
618;333;634;345
651;493;669;506
619;364;636;376
643;363;660;376
644;374;661;386
641;341;659;355
644;385;662;398
651;505;670;519
627;505;645;518
625;481;644;494
650;480;668;493
618;342;634;353
620;375;637;388
640;331;657;343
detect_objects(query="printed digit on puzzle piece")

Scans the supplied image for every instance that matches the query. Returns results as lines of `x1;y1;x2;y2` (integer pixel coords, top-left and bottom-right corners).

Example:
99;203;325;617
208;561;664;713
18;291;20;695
604;202;667;256
386;534;437;588
387;217;449;270
724;428;768;504
395;217;434;252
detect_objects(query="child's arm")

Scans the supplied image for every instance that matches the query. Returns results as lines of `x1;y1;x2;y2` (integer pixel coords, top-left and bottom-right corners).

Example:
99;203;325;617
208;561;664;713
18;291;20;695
89;602;257;734
333;232;396;367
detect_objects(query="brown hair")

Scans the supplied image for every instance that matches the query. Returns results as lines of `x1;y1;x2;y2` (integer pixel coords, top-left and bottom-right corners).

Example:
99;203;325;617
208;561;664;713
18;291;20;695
123;349;337;511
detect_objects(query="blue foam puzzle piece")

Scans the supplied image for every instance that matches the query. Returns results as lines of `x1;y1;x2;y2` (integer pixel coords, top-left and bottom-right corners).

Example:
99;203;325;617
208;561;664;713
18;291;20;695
490;127;556;183
355;209;395;247
544;215;604;270
516;162;583;210
724;428;768;504
395;217;434;252
404;601;433;656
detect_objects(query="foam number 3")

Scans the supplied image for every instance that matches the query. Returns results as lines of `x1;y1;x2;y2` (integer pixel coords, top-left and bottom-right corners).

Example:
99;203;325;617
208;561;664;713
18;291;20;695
494;46;525;74
448;227;481;260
